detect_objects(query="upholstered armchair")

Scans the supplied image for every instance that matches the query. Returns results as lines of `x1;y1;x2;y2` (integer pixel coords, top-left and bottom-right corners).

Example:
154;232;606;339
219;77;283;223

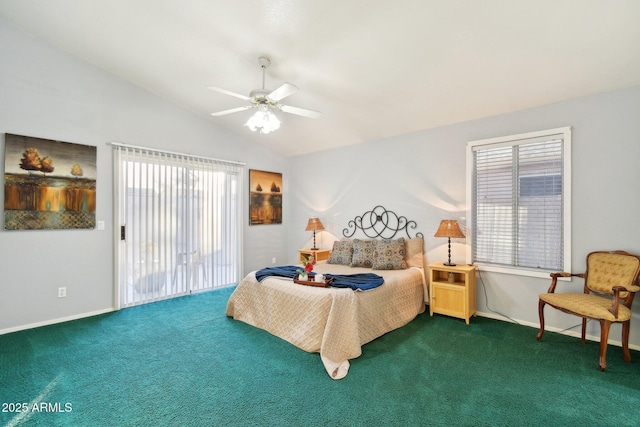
536;250;640;371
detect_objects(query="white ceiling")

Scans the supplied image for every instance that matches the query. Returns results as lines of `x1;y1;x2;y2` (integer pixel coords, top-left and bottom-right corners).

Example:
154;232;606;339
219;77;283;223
1;1;640;157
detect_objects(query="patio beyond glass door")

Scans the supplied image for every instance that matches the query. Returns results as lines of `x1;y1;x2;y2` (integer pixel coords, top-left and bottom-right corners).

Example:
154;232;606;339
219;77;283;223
113;145;242;308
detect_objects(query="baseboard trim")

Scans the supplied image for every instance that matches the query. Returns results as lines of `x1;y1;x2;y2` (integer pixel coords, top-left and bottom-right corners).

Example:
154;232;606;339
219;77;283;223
0;308;116;335
476;310;640;352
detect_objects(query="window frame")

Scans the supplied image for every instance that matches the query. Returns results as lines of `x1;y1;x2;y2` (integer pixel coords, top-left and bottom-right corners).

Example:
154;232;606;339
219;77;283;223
465;127;571;278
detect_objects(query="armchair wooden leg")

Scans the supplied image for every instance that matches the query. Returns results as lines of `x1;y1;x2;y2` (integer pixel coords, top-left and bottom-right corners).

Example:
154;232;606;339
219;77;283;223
581;318;587;344
599;320;612;372
536;299;545;341
622;320;632;363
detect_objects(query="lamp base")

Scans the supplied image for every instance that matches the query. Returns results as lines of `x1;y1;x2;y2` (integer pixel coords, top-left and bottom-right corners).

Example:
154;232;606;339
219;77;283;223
443;262;457;266
310;247;319;251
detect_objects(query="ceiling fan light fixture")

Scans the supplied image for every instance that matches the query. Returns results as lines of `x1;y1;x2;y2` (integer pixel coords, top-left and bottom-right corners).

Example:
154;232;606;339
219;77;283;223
244;105;280;134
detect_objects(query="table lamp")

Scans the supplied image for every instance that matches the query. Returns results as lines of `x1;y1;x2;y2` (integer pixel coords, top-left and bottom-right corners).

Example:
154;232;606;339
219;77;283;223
305;218;325;250
434;220;465;266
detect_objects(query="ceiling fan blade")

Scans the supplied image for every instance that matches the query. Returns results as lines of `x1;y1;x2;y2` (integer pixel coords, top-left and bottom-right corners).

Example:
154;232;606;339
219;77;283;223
207;86;251;101
267;83;298;102
211;106;252;117
280;104;322;119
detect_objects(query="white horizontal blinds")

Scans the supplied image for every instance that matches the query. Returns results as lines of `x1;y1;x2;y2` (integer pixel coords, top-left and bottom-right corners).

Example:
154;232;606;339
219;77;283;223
114;144;243;308
472;133;564;271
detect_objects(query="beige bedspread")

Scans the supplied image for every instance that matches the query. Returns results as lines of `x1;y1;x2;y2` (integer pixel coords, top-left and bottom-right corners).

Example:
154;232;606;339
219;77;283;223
225;262;426;379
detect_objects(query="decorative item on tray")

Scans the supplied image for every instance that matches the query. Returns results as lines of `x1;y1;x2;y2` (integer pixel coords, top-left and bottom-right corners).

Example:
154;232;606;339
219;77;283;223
294;273;333;287
297;253;317;281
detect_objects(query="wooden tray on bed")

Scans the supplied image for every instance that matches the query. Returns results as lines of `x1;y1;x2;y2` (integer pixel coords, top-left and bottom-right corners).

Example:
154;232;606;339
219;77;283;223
293;274;333;287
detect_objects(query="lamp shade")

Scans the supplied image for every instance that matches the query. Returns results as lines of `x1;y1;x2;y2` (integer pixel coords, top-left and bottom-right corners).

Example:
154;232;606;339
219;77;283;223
434;220;465;238
305;218;325;231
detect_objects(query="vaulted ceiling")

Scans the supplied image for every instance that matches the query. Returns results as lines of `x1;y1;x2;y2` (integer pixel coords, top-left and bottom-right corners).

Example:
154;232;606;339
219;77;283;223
1;1;639;156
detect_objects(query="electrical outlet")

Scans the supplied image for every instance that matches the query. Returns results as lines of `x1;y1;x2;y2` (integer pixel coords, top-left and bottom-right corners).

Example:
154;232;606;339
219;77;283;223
272;257;276;264
58;287;67;298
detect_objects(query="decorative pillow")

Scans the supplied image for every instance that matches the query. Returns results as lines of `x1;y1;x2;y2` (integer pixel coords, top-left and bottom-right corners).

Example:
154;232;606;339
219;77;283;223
372;238;408;270
405;237;424;268
350;239;375;268
327;240;353;265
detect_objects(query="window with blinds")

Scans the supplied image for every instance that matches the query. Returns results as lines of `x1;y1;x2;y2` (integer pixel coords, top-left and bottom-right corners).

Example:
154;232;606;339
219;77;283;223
466;127;571;277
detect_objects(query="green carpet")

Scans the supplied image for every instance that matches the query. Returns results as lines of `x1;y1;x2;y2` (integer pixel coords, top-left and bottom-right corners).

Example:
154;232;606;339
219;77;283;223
2;287;640;426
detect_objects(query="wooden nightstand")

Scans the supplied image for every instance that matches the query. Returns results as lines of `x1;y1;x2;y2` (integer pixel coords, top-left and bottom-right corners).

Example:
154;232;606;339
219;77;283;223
298;248;331;264
429;262;477;324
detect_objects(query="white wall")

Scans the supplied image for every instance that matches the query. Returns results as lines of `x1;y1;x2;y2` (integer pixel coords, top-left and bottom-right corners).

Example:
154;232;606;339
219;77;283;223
0;20;289;332
289;85;640;348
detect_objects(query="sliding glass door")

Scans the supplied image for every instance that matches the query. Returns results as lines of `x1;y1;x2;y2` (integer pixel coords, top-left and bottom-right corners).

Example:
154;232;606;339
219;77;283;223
113;144;243;308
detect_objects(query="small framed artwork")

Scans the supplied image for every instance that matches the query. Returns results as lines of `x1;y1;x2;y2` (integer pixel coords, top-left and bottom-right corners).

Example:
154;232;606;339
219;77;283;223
4;133;97;230
249;169;282;225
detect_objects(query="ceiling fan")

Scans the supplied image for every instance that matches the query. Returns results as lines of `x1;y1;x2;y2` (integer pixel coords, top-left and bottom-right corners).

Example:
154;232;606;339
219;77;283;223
208;57;321;134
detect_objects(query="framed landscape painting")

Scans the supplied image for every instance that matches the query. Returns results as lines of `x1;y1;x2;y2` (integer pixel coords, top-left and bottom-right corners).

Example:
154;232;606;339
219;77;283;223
3;133;97;230
249;169;282;225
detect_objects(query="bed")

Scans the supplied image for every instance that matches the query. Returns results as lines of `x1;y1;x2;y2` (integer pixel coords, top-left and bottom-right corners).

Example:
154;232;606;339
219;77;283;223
226;206;427;379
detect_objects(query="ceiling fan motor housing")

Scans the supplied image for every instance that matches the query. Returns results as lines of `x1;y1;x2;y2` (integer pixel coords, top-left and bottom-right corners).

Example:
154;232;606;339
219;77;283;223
249;89;277;106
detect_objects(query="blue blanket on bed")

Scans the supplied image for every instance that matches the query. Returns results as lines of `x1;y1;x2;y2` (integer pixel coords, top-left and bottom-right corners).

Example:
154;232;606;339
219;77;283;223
254;266;384;291
255;266;299;282
323;273;384;291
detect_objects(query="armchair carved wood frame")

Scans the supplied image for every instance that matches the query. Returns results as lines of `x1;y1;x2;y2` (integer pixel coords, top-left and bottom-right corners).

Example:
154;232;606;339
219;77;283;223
537;250;640;371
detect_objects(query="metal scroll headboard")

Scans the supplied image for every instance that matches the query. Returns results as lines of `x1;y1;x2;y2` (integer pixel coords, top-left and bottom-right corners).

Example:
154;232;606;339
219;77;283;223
342;205;424;240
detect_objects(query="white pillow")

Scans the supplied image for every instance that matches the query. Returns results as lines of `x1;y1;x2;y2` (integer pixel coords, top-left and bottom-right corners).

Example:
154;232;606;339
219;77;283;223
405;237;424;268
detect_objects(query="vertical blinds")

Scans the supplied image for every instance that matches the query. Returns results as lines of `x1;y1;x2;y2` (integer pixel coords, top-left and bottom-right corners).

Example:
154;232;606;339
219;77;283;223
113;143;244;308
471;133;564;271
